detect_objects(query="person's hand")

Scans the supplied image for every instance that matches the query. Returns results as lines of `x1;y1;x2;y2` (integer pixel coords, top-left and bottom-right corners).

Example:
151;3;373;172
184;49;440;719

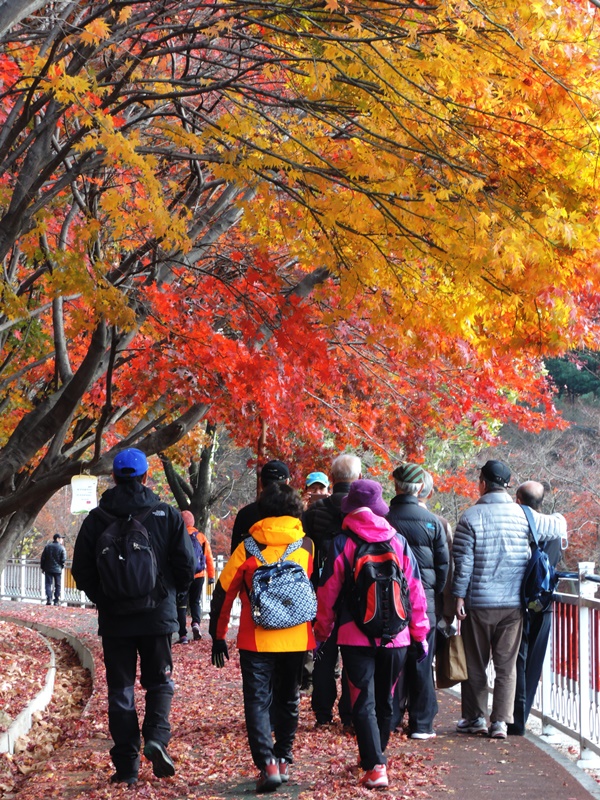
414;639;429;664
455;598;467;621
211;639;229;668
208;578;215;585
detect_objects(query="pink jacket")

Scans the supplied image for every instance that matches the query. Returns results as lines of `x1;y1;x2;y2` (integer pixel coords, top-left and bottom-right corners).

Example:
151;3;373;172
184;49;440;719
314;507;430;647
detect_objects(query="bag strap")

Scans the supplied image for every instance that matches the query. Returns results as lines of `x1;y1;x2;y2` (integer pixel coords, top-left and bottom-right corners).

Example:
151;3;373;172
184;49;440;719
521;505;540;548
244;536;302;566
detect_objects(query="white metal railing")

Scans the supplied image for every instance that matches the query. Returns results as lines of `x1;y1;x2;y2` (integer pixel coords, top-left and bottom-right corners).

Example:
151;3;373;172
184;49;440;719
528;562;600;766
0;555;240;622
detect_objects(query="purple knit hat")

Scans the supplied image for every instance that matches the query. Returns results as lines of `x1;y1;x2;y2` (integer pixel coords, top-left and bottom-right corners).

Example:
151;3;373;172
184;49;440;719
340;479;389;517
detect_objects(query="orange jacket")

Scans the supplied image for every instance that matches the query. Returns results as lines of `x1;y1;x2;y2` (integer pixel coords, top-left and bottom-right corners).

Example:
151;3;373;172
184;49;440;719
187;525;216;581
209;515;316;652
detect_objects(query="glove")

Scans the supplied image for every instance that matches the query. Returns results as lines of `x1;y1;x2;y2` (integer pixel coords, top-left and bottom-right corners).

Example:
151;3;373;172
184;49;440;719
414;639;429;664
211;639;229;668
208;578;215;585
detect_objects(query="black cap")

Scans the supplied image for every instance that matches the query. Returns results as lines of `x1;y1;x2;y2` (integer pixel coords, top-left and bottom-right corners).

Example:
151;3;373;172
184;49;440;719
480;459;511;488
260;460;289;483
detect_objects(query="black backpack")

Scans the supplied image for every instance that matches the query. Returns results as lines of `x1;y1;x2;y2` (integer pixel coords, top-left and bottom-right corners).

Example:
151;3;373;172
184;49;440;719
347;534;412;645
521;505;559;614
94;504;167;614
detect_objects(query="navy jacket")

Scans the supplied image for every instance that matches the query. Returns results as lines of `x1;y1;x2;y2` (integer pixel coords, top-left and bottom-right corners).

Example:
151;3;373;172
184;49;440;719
386;494;449;626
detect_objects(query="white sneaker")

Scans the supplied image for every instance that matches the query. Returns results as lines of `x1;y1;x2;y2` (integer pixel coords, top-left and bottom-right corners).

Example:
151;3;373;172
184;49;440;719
456;717;488;734
489;721;508;739
410;731;437;740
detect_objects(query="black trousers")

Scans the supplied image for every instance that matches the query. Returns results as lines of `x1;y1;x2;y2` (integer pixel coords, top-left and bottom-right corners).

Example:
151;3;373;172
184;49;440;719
239;649;305;769
177;576;205;636
102;634;174;777
44;572;62;603
392;625;438;733
311;630;352;725
341;644;406;770
511;609;552;734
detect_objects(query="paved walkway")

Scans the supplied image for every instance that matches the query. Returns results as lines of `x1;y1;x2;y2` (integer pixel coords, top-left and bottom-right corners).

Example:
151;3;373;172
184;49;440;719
2;601;600;799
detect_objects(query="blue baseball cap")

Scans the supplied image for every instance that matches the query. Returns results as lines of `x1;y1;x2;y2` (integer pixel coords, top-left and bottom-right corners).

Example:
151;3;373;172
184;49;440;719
113;448;149;478
306;471;329;488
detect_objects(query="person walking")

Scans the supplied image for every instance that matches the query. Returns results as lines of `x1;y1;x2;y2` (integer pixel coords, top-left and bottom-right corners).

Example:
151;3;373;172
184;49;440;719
40;534;67;606
230;460;290;553
509;480;567;735
209;482;316;793
386;463;449;739
314;479;429;790
174;510;215;644
452;460;561;739
72;448;196;786
303;453;362;728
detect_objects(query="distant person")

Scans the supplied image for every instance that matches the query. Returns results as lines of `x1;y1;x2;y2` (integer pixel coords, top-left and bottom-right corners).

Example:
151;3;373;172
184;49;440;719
72;448;196;786
303;471;330;508
314;480;429;790
210;482;316;793
303;453;362;728
509;481;567;735
386;463;448;739
40;534;67;606
174;510;216;644
452;460;561;739
230;460;290;553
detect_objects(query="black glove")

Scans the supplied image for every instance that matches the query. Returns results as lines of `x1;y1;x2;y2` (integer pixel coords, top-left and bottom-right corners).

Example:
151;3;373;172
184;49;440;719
414;639;429;664
211;639;229;668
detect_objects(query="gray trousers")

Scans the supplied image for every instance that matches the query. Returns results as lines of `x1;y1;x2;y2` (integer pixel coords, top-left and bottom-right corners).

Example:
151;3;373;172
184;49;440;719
460;606;523;724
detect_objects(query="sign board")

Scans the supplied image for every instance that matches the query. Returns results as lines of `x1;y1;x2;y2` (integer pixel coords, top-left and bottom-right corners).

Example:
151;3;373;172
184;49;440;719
70;474;98;514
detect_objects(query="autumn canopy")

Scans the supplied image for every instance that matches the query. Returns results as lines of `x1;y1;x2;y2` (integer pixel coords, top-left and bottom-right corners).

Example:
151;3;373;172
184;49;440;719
0;0;599;562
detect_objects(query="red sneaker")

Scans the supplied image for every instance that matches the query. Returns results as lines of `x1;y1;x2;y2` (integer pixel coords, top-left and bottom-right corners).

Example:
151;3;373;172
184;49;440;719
360;764;388;789
256;759;281;793
278;759;289;783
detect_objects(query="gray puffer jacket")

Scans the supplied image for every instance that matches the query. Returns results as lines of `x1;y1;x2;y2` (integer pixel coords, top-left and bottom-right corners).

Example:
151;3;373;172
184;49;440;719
452;491;565;609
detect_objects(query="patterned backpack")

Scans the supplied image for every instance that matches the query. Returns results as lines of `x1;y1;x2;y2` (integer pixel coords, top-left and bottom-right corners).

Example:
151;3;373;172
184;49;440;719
245;537;317;630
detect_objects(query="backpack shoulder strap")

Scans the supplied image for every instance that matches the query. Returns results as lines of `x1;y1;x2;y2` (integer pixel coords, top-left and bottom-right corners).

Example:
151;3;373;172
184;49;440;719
521;505;540;548
244;536;268;565
245;536;303;565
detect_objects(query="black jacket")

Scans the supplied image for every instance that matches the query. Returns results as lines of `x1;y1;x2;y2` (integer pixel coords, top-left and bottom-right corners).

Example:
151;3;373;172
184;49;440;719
386;494;449;626
230;500;265;554
72;481;196;637
302;482;351;576
40;541;67;574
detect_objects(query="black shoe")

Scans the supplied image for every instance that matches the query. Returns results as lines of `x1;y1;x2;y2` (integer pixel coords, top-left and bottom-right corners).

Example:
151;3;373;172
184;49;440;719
315;717;334;728
110;772;138;786
143;740;175;778
506;723;525;736
46;600;52;606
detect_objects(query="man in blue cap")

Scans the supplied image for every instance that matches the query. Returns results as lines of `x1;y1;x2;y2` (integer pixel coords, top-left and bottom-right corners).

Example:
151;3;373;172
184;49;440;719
72;448;196;786
303;471;330;508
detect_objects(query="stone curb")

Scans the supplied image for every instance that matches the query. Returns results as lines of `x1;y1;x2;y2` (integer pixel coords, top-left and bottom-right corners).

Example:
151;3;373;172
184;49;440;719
0;614;95;754
0;619;55;754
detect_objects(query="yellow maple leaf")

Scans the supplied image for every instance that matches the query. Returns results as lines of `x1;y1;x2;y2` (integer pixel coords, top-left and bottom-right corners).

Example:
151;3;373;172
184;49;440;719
80;18;111;46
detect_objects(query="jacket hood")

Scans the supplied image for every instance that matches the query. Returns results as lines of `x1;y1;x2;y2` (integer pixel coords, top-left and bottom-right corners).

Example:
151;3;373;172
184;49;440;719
249;515;304;546
342;508;397;543
99;482;162;516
